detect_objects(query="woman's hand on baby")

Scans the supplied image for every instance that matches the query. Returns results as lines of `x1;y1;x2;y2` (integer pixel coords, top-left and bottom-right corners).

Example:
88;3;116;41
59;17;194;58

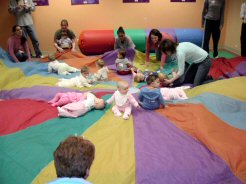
164;79;172;85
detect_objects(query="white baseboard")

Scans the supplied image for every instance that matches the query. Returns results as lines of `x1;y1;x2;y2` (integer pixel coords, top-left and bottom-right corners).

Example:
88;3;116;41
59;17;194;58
221;45;240;56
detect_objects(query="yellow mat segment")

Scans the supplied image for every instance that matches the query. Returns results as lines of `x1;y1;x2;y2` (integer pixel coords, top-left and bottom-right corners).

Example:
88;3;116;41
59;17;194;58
32;109;136;184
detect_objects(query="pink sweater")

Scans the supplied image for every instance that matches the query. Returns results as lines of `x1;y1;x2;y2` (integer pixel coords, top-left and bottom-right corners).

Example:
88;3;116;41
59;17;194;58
7;35;31;62
57;92;96;118
49;92;87;107
145;32;174;67
160;87;188;100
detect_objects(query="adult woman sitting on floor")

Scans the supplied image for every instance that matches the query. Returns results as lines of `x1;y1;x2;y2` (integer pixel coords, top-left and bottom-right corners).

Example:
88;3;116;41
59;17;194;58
114;26;135;50
160;39;212;87
7;25;31;62
102;26;135;66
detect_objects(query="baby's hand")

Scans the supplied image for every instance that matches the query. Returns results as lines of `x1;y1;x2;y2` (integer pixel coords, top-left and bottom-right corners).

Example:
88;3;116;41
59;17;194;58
135;103;142;110
58;47;64;53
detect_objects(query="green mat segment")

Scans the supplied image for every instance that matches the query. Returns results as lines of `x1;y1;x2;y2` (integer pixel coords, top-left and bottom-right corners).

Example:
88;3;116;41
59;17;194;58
0;97;110;184
114;29;146;52
209;51;236;59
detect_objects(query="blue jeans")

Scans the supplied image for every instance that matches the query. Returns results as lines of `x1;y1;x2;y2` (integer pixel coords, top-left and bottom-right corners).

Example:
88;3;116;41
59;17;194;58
21;25;42;57
173;56;212;87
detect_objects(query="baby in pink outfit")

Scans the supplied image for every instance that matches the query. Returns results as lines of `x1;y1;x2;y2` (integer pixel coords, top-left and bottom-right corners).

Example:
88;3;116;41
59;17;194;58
49;92;87;107
49;92;105;118
160;86;190;100
106;80;140;120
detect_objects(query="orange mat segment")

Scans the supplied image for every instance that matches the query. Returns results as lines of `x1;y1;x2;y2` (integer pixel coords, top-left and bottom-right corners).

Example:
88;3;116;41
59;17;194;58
157;104;246;183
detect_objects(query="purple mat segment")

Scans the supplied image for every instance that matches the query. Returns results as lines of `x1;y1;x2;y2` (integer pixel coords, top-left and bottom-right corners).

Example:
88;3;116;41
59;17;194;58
145;28;177;42
101;48;135;66
102;48;135;85
0;86;114;101
132;109;242;184
228;62;246;78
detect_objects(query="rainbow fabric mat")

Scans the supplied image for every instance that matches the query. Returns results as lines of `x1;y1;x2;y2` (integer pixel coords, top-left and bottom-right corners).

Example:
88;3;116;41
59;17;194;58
0;48;246;184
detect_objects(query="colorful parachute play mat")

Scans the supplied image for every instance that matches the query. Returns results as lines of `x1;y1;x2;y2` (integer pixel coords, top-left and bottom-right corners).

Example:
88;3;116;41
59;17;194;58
0;47;246;184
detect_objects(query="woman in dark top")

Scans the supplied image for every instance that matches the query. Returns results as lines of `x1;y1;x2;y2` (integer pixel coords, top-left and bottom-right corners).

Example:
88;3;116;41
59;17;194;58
202;0;225;58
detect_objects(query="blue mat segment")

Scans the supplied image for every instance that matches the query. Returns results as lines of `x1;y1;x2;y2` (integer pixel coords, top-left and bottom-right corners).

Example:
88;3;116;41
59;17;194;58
175;29;204;47
0;48;79;79
173;93;246;130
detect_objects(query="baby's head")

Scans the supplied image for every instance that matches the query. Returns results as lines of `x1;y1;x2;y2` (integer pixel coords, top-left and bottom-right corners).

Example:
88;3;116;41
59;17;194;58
94;97;105;110
81;66;90;78
158;73;167;82
118;49;126;59
96;59;105;69
87;92;105;109
48;53;56;61
61;31;68;38
146;74;160;88
134;73;144;83
117;80;129;95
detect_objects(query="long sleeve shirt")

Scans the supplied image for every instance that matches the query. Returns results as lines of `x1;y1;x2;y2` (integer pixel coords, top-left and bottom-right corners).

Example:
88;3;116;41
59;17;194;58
94;66;109;81
145;32;174;67
114;35;135;50
8;0;35;26
202;0;225;28
7;35;31;62
106;90;139;108
115;58;132;71
241;2;246;23
176;42;208;76
138;87;165;110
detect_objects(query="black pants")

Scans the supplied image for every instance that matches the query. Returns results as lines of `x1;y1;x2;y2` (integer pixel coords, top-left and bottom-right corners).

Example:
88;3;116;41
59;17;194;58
173;57;212;87
16;52;28;62
202;19;221;57
241;23;246;57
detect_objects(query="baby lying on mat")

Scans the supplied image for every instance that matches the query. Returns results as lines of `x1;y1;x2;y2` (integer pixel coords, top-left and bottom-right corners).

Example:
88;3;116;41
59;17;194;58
49;92;105;118
160;86;190;100
131;67;160;83
48;60;79;75
57;66;94;88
